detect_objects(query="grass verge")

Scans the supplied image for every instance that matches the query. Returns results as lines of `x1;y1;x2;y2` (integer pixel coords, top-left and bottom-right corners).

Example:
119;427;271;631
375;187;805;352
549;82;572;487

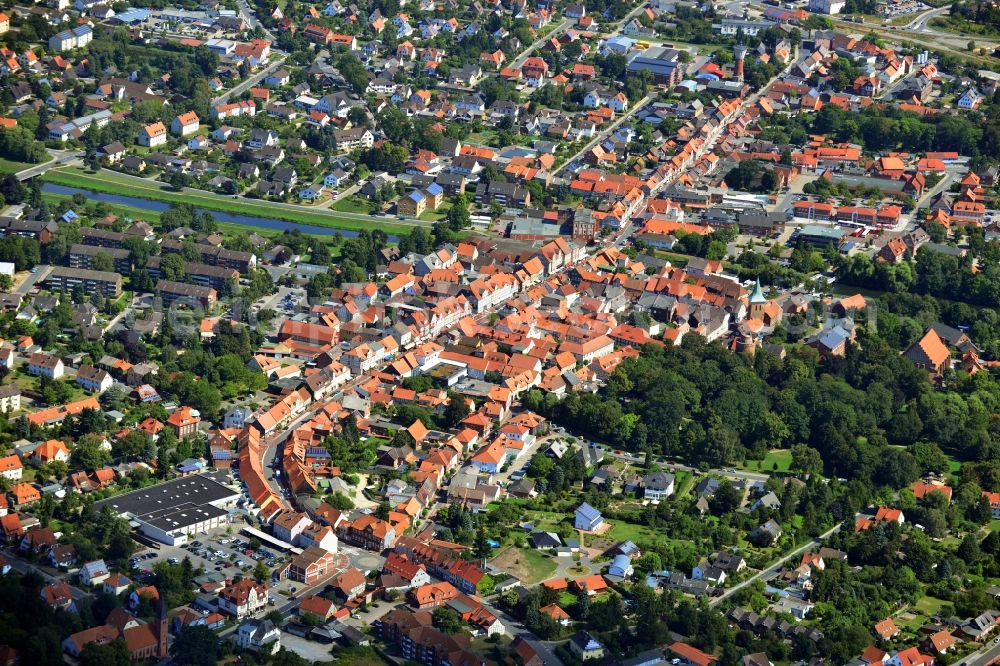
0;156;44;174
41;192;327;239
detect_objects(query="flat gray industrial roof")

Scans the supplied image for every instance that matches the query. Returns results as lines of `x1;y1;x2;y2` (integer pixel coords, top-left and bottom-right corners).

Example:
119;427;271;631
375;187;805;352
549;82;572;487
95;471;238;532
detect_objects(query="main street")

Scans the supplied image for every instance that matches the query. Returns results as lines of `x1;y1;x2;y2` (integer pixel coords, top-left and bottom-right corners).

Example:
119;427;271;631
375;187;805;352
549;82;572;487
511;0;649;70
237;0;275;40
900;4;953;32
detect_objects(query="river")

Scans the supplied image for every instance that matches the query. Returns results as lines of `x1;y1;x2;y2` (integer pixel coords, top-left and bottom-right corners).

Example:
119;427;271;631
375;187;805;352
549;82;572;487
41;183;398;240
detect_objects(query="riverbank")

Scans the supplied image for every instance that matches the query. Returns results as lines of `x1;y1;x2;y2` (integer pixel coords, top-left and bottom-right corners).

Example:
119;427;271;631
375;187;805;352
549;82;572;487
41;167;419;235
40;190;330;241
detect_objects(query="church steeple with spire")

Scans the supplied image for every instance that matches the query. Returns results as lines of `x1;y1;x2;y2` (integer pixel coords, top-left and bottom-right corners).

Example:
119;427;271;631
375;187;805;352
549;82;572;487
749;278;767;320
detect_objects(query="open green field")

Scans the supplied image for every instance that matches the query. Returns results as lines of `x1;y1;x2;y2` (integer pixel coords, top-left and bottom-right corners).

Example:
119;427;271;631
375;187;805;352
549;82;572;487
4;371;89;403
744;449;793;473
929;15;1000;37
652;250;690;267
490;547;557;585
913;596;949;616
42;167;420;235
947;458;962;480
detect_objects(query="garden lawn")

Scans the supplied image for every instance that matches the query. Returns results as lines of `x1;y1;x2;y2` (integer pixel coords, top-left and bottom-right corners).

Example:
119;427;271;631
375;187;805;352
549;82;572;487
489;547;557;586
607;520;668;547
897;596;951;631
523;510;568;532
41;192;162;224
913;596;949;616
947;457;962;481
674;471;695;498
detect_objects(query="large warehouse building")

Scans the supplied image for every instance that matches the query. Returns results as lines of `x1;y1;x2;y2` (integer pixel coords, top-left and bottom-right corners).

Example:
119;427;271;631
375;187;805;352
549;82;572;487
94;472;240;545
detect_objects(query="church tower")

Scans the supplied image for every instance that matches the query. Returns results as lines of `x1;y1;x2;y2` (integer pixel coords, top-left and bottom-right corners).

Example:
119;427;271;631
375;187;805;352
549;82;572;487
156;593;169;657
749;278;767;320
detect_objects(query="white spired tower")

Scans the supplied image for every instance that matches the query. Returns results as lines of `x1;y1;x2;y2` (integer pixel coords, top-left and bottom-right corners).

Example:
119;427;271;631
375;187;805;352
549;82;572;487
734;44;748;82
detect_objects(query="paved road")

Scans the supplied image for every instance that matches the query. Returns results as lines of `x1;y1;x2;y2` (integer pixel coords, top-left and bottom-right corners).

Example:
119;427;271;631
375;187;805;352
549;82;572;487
709;519;848;607
901;4;952;32
512;19;572;69
555;94;653;175
212;56;288;106
603;2;656;37
16;150;83;181
916;169;957;210
315;182;361;210
510;2;652;71
957;639;1000;666
479;597;564;665
238;0;274;39
600;446;771;485
14;264;51;296
103;293;136;333
493;433;556;484
2;548;92;600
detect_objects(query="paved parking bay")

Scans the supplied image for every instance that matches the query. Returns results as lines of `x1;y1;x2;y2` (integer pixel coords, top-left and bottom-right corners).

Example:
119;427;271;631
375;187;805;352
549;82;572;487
279;632;337;661
129;526;290;584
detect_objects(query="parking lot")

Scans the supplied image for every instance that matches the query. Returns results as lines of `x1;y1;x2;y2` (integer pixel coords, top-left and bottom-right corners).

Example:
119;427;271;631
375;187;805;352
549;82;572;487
130;523;387;598
129;526;290;587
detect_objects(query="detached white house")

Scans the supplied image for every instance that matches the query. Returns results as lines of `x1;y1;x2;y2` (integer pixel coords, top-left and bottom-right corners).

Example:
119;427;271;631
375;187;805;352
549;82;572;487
574;502;604;531
79;559;110;586
236;619;280;654
138;121;167;148
171;112;200;137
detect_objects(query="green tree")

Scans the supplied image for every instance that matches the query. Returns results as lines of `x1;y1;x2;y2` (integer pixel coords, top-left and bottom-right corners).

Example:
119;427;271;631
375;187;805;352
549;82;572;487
89;252;115;273
432;607;465;634
171;625;221;666
790;444;824;475
80;638;131;666
72;434;112;470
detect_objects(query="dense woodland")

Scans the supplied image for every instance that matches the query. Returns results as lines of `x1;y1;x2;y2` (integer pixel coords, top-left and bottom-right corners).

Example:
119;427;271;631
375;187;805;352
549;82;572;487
524;329;1000;489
